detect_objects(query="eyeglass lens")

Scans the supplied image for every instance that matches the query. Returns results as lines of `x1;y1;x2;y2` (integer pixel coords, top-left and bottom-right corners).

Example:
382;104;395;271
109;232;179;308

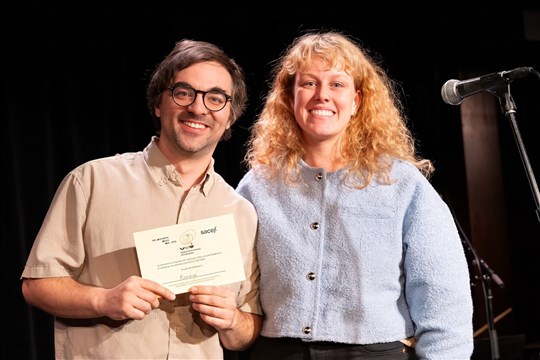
171;86;229;111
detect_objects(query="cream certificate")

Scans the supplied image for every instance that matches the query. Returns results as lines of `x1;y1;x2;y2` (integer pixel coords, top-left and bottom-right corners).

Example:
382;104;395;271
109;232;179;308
133;213;245;294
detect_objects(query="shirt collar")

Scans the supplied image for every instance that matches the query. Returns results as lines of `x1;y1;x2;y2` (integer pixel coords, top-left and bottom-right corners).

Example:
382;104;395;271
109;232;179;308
143;136;215;196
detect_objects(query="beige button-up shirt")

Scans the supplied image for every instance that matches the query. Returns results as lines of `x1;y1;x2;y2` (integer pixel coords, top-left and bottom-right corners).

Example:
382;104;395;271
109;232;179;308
21;136;260;359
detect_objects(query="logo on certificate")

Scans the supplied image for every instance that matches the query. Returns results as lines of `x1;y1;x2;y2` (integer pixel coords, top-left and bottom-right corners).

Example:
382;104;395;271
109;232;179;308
179;229;196;250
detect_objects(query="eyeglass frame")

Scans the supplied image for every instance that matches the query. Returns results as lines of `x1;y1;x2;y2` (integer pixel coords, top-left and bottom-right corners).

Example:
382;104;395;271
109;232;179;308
167;82;232;112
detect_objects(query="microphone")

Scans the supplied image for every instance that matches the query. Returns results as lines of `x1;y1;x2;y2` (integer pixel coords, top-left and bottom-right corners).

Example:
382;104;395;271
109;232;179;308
441;66;534;105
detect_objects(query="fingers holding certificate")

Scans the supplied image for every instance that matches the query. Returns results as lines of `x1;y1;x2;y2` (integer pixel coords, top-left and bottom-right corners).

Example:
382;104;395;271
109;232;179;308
189;285;239;332
133;214;246;294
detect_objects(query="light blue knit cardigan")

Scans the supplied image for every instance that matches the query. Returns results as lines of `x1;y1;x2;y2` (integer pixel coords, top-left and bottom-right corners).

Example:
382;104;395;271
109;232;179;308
236;159;474;359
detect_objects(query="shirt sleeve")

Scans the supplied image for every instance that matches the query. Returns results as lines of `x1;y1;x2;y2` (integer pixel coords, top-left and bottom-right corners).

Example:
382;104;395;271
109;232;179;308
21;170;88;280
403;178;474;359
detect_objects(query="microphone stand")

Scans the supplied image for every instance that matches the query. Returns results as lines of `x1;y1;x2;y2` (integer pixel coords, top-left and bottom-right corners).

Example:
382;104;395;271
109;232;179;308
451;209;505;360
493;82;540;223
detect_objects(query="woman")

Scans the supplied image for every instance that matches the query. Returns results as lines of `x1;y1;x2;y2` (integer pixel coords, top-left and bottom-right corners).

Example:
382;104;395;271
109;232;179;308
236;31;473;359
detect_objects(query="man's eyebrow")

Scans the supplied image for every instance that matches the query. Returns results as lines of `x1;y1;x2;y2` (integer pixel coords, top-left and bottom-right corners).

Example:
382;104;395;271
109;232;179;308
170;82;229;94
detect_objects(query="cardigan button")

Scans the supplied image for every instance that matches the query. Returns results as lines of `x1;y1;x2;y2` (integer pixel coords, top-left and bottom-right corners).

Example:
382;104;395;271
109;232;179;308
315;173;323;181
303;327;312;334
307;272;316;280
310;222;319;230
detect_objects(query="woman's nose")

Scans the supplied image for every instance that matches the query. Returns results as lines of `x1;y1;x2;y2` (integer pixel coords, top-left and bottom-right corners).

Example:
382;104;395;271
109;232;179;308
315;86;331;101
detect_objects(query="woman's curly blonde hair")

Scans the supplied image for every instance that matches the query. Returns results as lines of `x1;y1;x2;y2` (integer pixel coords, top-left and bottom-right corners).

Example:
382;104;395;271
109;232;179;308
244;30;433;189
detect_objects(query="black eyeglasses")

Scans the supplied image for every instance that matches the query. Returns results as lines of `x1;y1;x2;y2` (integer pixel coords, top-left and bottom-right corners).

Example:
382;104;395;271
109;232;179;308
168;84;232;112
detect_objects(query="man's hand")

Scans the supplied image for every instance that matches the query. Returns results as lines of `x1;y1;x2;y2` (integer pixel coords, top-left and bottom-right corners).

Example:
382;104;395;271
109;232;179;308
99;275;177;320
189;285;238;330
188;285;262;351
22;276;176;321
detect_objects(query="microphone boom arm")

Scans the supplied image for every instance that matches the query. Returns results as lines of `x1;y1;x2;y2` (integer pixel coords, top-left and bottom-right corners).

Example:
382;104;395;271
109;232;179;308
494;84;540;222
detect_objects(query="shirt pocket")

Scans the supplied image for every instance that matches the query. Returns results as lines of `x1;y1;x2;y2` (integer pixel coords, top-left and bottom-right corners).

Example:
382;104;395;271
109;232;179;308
341;204;397;219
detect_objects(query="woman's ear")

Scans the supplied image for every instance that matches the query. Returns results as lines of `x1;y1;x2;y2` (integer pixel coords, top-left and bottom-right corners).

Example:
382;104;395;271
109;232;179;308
352;90;362;114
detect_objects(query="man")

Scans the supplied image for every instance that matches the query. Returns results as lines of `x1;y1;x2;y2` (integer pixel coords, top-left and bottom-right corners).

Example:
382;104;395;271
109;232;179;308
21;39;262;359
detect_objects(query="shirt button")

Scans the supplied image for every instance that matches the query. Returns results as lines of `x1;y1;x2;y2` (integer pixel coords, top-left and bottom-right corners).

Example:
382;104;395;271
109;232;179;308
303;327;312;334
307;272;316;280
315;173;323;181
310;222;319;230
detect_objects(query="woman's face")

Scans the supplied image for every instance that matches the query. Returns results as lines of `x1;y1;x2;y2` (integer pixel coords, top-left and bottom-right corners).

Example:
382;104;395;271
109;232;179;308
291;56;360;147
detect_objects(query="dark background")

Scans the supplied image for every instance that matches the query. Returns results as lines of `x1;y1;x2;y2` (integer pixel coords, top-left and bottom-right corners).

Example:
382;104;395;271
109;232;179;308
3;3;539;359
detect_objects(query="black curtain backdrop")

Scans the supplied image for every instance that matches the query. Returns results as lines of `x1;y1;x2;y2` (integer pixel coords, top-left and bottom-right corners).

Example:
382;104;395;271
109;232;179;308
4;4;539;359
